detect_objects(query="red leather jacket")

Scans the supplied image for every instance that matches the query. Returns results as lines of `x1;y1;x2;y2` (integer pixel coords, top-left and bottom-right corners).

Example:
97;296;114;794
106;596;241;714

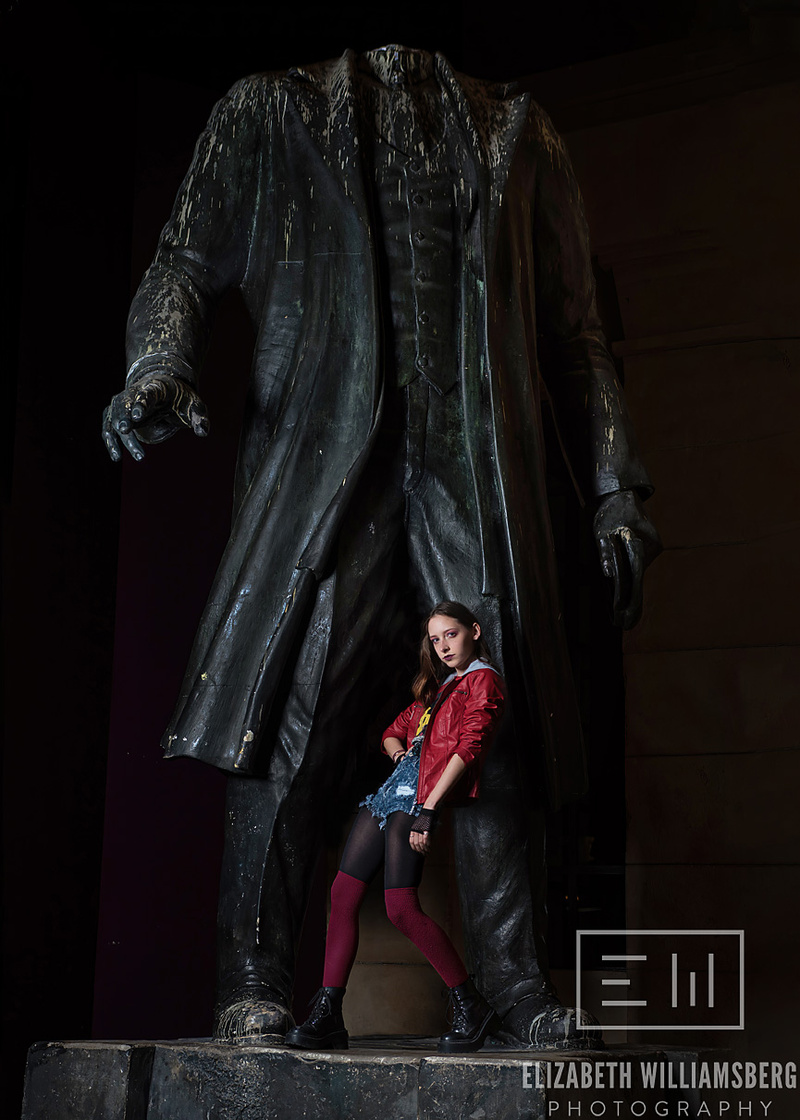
381;663;506;806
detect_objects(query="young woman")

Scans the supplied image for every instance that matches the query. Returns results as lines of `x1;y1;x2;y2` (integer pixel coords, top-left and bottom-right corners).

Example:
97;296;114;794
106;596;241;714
285;601;506;1054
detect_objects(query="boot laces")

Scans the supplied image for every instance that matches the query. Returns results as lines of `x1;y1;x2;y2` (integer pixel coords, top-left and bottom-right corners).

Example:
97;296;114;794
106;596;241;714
306;987;332;1025
446;984;472;1032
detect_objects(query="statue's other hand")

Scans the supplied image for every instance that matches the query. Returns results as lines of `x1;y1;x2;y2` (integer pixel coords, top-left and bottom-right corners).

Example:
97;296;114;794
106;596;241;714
593;489;662;630
102;373;209;462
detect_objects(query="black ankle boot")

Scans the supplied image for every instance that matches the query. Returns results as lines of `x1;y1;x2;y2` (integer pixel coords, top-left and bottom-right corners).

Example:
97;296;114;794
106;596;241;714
438;978;500;1054
284;986;348;1050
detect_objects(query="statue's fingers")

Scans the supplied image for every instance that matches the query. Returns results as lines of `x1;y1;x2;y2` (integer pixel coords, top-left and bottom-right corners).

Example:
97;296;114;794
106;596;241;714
119;428;146;461
609;538;626;619
173;382;210;436
596;533;616;579
620;535;646;629
624;534;646;587
190;408;210;437
102;409;123;462
600;532;631;624
108;389;136;435
130;376;172;422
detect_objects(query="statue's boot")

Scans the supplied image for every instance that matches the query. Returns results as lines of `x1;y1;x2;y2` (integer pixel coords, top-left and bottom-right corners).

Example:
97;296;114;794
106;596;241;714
452;730;603;1051
493;991;602;1050
214;993;295;1042
214;771;320;1042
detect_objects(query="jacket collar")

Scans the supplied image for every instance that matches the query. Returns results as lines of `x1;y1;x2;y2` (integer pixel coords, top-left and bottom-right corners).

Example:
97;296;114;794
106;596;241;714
440;658;499;688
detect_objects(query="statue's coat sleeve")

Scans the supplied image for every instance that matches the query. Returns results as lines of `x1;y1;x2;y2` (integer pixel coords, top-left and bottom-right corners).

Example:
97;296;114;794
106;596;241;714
126;77;271;391
445;70;653;805
125;60;383;773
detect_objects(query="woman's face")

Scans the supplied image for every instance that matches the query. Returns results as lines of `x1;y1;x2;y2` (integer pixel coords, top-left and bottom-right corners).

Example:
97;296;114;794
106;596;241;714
427;614;480;676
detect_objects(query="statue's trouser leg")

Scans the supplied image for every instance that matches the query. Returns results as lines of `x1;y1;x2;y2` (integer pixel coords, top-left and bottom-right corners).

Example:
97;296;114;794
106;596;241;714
215;588;331;1010
216;438;411;1013
217;772;323;1011
450;735;553;1017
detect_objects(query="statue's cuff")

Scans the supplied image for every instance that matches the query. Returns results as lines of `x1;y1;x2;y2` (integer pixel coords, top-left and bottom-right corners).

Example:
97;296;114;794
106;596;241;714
125;352;197;388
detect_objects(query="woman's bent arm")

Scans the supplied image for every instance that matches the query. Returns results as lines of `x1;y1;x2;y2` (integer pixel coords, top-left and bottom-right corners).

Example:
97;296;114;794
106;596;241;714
382;735;406;763
409;755;468;855
422;755;467;811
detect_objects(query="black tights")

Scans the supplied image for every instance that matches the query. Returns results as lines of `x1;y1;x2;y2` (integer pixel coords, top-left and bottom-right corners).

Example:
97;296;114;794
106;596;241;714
338;806;424;888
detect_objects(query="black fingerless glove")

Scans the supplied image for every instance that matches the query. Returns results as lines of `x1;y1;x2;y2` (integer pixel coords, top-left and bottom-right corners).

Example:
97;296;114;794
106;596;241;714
410;808;440;835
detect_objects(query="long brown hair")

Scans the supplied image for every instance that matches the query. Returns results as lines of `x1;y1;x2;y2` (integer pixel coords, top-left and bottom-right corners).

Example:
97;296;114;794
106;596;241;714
412;601;493;706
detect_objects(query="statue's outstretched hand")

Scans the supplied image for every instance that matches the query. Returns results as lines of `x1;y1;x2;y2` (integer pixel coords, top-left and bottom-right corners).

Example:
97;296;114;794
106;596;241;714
102;373;209;462
593;489;662;630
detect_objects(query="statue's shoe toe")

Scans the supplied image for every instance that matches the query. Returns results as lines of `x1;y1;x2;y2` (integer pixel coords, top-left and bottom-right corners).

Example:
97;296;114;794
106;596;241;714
493;996;603;1051
214;998;295;1043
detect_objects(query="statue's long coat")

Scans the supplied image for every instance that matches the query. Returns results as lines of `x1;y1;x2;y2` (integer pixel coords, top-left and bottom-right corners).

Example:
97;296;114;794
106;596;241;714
127;50;651;809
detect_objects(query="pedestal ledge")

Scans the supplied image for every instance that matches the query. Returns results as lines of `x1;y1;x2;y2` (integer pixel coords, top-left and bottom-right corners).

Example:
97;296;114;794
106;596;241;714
22;1038;707;1119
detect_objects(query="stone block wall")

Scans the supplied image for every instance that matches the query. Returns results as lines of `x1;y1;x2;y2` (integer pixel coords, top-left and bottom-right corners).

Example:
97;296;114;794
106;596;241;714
546;36;800;1078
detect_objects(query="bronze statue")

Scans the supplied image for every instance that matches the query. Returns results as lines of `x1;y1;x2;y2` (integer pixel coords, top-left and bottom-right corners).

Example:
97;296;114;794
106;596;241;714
102;45;660;1048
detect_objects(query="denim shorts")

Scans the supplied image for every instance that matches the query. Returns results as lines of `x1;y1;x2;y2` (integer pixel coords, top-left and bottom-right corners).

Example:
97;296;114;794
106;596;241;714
360;739;423;829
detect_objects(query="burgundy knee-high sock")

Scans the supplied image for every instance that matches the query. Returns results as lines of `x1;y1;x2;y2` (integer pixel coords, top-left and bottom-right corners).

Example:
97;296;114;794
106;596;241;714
384;886;469;988
322;871;370;988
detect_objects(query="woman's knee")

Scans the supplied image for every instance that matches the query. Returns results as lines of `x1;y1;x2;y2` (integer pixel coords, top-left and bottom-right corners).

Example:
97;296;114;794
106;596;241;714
330;871;369;917
384;885;422;934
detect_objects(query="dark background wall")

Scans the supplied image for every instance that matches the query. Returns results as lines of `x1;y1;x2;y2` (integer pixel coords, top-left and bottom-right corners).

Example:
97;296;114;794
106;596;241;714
4;1;799;1117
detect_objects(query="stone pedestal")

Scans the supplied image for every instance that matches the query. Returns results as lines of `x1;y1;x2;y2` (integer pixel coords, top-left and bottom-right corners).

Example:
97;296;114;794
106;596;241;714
22;1039;709;1120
